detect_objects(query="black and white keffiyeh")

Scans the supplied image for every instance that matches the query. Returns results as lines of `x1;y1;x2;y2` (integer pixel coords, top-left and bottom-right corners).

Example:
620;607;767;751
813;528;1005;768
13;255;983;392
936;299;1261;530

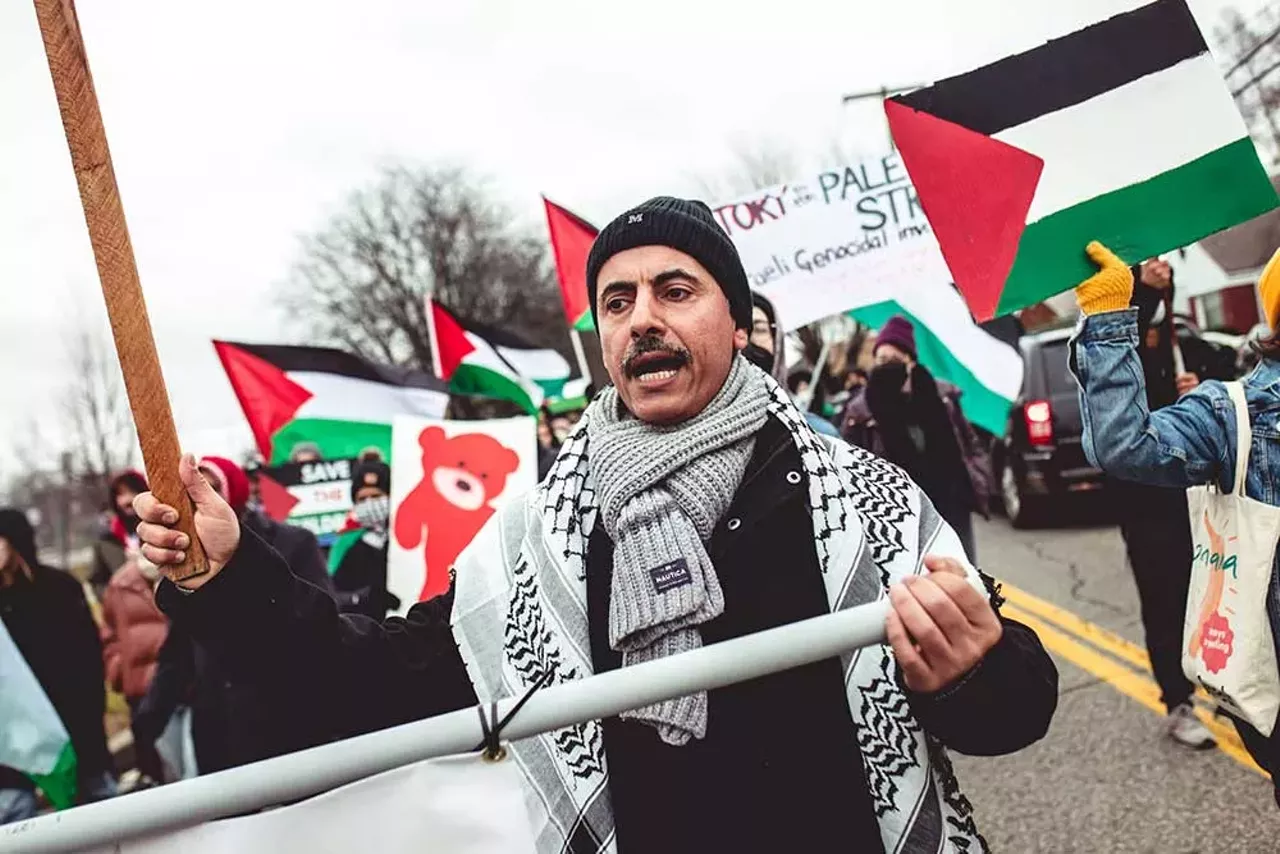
451;377;990;854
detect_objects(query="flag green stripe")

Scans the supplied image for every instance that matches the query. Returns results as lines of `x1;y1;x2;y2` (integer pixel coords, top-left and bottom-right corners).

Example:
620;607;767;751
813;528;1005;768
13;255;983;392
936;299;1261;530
327;528;365;575
450;363;537;413
270;419;392;465
29;741;77;810
572;310;595;332
850;301;1013;436
998;137;1276;316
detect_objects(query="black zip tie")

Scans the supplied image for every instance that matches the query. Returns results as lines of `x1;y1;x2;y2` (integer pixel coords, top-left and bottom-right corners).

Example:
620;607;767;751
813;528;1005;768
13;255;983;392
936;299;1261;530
474;671;552;759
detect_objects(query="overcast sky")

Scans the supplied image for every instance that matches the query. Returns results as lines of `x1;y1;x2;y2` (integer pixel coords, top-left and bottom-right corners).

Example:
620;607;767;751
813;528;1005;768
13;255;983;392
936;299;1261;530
0;0;1268;478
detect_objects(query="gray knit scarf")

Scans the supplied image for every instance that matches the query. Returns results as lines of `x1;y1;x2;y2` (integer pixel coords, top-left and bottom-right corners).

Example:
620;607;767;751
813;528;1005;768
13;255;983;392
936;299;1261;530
586;356;770;745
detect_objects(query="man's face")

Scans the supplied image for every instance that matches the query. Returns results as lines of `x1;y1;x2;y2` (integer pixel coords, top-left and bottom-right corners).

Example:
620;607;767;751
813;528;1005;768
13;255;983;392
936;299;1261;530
874;343;914;369
596;246;747;425
115;488;138;518
750;306;775;355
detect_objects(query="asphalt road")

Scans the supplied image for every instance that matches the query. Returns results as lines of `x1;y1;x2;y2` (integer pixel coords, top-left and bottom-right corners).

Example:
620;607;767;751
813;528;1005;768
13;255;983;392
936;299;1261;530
955;509;1280;853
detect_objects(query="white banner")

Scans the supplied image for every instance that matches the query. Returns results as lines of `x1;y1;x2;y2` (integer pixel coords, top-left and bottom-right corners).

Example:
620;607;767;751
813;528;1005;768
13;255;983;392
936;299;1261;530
89;753;537;854
386;417;537;612
712;151;956;331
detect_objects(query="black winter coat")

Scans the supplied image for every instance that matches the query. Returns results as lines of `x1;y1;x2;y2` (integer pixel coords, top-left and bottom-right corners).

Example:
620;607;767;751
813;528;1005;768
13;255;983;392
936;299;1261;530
0;564;112;791
155;419;1058;849
135;515;335;774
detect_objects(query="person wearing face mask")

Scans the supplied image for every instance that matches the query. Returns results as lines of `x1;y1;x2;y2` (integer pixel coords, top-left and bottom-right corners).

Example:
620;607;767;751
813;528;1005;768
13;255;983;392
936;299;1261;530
841;316;993;561
331;460;399;620
745;291;842;438
0;509;116;819
89;470;149;598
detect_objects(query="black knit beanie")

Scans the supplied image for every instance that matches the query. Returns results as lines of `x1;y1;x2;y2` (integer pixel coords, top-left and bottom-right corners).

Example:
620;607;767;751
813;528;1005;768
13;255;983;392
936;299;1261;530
350;460;391;502
585;196;753;331
0;507;38;568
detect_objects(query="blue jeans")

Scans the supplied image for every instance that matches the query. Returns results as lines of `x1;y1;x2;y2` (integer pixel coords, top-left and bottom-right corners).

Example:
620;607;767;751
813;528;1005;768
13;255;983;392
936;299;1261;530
0;788;39;826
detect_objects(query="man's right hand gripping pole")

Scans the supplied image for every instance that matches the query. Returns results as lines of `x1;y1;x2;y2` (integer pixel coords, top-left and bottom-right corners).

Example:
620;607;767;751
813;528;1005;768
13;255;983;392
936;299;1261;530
135;454;242;592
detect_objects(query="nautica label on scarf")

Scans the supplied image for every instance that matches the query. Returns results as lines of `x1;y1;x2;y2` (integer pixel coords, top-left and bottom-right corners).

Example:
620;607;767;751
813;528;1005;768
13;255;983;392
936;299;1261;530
648;558;692;594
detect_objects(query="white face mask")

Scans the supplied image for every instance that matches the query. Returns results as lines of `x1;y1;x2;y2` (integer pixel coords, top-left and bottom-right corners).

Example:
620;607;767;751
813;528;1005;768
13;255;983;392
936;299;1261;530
353;495;391;531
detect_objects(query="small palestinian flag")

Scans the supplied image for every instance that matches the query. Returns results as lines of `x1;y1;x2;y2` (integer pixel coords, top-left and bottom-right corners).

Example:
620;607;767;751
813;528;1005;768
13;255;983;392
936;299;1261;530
215;341;449;464
543;196;598;331
429;301;571;414
886;0;1279;321
0;619;77;809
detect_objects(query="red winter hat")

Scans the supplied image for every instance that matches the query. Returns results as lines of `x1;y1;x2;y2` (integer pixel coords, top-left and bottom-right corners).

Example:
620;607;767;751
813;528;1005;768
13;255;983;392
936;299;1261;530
200;456;251;514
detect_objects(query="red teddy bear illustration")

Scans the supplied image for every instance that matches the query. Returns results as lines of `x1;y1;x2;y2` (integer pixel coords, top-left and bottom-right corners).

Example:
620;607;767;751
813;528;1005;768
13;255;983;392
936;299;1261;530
394;426;520;602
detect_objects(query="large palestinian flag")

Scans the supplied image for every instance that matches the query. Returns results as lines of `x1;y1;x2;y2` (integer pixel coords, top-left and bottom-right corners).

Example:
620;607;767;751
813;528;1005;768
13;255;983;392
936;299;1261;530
543;196;598;331
886;0;1278;321
429;301;571;414
215;341;449;464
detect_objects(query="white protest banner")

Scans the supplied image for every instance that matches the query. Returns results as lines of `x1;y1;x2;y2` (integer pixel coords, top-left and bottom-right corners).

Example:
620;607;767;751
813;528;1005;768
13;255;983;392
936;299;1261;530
387;417;537;611
85;753;537;854
712;151;1023;435
259;458;356;545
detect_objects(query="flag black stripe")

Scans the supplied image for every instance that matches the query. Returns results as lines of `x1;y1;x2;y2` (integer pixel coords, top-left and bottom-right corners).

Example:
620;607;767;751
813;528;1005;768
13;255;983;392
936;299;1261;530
893;0;1207;135
222;341;448;391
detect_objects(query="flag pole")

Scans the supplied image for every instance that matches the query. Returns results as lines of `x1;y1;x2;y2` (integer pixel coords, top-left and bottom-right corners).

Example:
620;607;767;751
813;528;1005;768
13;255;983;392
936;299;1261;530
1;600;889;854
569;327;593;387
424;294;443;379
32;0;206;582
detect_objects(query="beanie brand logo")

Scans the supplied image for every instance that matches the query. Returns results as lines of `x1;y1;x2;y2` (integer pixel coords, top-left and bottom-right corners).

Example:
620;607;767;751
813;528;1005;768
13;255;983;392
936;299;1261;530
628;213;643;224
649;558;692;594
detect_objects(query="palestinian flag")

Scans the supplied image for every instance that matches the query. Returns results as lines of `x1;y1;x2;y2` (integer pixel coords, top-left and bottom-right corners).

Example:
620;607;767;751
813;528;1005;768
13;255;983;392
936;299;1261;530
0;619;77;809
886;0;1278;321
429;301;570;413
543;196;598;331
215;341;449;464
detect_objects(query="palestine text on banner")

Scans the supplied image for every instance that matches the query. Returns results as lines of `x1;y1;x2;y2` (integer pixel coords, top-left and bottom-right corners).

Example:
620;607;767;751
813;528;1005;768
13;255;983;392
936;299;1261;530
0;619;77;810
711;153;1022;436
428;301;570;413
386;416;537;609
214;342;449;465
886;0;1279;322
543;197;598;332
86;752;537;854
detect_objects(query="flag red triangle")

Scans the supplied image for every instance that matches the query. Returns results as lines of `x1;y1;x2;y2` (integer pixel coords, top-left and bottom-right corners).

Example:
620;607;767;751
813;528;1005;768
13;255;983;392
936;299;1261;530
257;472;300;521
543;196;597;328
430;302;476;380
885;99;1044;322
213;341;313;458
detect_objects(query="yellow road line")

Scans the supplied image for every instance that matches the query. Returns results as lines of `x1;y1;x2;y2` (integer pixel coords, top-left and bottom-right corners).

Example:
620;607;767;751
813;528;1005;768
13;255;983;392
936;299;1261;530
1004;583;1219;708
1002;602;1264;776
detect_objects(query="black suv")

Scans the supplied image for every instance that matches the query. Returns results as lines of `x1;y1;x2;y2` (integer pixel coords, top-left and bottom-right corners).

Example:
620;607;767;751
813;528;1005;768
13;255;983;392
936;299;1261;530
993;325;1103;527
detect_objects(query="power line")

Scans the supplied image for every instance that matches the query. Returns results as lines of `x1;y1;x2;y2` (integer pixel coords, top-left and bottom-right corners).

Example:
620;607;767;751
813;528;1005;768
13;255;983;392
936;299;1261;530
1231;57;1280;98
1225;20;1280;77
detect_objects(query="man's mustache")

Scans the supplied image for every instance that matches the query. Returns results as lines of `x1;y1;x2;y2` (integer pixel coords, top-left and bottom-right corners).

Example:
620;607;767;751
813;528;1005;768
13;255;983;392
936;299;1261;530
622;336;692;379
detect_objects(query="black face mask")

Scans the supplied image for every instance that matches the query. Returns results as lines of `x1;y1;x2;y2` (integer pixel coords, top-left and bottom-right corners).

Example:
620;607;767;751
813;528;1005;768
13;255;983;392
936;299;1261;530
742;342;775;374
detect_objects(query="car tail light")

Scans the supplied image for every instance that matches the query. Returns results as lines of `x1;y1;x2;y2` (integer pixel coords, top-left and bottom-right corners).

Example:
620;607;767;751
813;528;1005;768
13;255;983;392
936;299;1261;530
1024;400;1054;446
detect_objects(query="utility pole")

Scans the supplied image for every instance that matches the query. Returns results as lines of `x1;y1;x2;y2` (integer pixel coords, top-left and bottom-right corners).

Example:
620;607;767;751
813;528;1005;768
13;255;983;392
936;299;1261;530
842;83;927;152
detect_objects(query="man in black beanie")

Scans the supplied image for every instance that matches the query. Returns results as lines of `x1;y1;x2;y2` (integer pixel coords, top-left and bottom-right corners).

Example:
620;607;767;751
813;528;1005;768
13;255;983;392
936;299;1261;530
331;460;399;620
134;196;1057;854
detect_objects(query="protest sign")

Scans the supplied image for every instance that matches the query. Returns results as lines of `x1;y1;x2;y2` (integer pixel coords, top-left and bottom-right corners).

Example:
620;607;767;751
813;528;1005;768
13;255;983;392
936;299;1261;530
258;458;357;546
713;153;1023;435
86;753;537;854
886;0;1278;321
387;417;537;612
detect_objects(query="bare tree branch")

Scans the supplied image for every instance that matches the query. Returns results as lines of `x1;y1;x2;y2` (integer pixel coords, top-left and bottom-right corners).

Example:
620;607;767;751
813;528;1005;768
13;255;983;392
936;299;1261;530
280;164;569;370
1217;8;1280;165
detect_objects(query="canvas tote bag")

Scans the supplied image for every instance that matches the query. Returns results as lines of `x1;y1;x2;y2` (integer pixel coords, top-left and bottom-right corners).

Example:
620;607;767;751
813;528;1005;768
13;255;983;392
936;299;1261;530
1183;381;1280;736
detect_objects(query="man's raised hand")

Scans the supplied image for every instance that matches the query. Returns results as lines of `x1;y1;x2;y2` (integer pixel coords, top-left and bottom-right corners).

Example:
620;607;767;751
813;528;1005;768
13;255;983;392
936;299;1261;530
134;454;241;590
885;555;1003;694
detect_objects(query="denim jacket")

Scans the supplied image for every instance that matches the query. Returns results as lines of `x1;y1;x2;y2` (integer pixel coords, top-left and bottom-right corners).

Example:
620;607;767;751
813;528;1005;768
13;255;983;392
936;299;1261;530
1071;308;1280;740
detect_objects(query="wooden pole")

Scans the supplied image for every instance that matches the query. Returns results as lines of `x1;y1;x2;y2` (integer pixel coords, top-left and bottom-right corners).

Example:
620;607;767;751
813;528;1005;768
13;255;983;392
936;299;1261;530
33;0;206;582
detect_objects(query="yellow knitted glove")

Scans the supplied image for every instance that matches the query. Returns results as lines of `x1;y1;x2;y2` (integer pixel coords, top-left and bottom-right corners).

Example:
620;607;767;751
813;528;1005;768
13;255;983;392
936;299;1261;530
1074;241;1134;315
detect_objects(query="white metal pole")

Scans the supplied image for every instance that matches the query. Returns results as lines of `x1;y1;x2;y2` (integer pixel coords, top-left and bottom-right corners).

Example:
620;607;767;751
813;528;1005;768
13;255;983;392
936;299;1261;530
1;600;890;854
